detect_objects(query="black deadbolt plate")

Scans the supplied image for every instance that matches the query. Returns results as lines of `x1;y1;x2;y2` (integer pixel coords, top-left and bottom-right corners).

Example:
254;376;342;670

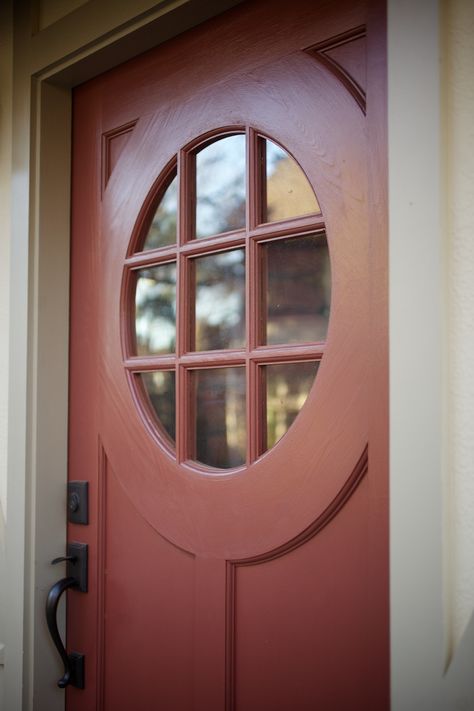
68;481;89;525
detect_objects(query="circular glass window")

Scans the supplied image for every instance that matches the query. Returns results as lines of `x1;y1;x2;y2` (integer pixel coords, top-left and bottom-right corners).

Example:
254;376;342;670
123;129;330;471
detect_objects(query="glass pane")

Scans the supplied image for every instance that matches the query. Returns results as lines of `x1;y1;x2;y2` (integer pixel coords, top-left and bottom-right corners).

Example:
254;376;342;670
264;361;319;451
194;249;245;351
140;371;176;443
195;135;246;238
143;175;178;250
262;233;330;345
135;263;176;355
195;367;246;469
264;139;320;223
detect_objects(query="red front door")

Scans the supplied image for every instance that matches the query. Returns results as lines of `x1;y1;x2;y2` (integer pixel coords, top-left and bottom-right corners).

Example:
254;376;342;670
68;1;388;708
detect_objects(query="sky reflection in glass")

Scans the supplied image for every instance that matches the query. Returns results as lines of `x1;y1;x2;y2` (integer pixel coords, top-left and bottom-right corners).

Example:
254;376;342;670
135;263;177;354
143;175;178;250
195;135;246;238
194;249;245;351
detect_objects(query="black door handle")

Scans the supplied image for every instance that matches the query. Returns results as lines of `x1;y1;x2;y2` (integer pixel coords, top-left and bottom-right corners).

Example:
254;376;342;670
45;543;87;689
45;576;81;688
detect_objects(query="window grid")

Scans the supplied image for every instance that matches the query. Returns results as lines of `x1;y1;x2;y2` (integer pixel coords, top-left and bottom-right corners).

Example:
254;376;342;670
123;127;327;470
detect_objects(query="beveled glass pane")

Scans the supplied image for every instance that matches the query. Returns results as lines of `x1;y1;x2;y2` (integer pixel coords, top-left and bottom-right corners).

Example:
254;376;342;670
194;249;245;351
195;367;246;469
195;134;246;238
264;361;319;451
261;233;330;345
140;370;176;444
264;139;320;223
135;263;176;355
143;175;178;250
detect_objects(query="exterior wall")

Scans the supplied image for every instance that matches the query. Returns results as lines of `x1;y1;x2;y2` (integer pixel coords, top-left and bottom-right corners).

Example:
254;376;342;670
36;0;90;30
0;0;472;709
389;0;474;708
0;0;12;522
388;0;444;706
0;1;13;705
444;0;474;656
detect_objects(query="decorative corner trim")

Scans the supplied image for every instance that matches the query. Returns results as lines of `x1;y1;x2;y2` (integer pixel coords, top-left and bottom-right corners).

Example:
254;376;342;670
101;119;138;195
304;26;367;114
239;444;369;566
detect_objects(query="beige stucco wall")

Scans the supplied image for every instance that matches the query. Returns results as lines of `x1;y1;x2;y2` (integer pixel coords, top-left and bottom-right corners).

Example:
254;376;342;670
389;0;474;708
0;0;473;710
0;1;13;706
0;0;12;525
36;0;90;30
444;0;474;655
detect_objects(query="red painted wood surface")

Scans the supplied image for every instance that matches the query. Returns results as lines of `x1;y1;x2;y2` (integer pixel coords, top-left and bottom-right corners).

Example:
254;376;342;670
67;1;388;708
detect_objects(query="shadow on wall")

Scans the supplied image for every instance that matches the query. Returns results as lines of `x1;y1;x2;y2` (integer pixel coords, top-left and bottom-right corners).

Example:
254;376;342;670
0;501;5;708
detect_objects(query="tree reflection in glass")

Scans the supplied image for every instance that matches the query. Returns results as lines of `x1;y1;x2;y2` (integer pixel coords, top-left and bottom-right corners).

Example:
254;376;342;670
262;233;330;345
140;370;176;444
128;130;331;469
195;134;246;238
143;174;178;250
135;263;176;354
264;139;320;223
195;367;246;469
264;361;319;450
194;249;245;351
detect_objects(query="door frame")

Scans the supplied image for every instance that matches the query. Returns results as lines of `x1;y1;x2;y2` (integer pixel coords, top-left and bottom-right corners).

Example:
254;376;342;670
3;1;464;710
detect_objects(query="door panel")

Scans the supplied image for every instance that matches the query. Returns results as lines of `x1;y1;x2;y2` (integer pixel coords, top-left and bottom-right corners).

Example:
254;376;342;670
68;1;388;709
234;479;370;711
101;459;195;710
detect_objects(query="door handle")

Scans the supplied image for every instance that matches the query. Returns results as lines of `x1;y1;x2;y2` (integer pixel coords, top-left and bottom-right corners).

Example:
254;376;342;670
46;576;82;688
45;543;87;689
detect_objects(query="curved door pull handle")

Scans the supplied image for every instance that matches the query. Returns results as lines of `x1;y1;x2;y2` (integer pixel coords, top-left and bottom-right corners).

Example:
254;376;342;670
45;577;84;688
45;542;88;689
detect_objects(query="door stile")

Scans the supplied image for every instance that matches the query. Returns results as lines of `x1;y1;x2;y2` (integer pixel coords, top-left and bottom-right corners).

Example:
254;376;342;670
365;0;390;705
94;441;108;711
193;557;228;710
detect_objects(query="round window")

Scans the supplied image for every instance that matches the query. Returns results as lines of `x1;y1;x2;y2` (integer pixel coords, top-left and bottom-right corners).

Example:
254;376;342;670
123;129;330;472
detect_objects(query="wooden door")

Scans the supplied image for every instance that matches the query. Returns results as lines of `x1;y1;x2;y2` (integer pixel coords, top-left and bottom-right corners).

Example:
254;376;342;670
68;1;388;709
